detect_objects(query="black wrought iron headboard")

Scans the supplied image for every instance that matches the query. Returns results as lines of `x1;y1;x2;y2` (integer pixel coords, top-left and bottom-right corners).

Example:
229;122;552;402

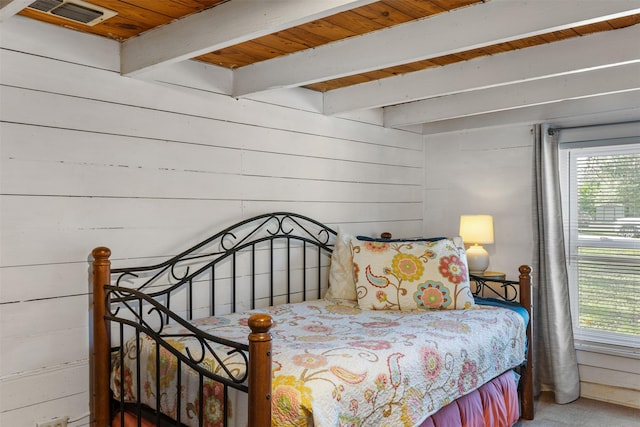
109;212;337;319
101;212;338;422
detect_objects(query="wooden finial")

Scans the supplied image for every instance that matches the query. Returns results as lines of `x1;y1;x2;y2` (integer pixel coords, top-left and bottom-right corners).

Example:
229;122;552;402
519;265;532;275
92;246;111;260
248;313;273;334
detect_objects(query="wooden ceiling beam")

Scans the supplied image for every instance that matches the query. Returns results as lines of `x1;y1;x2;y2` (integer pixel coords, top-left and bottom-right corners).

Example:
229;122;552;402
419;91;640;135
324;24;640;114
232;0;640;97
121;0;379;76
383;62;640;128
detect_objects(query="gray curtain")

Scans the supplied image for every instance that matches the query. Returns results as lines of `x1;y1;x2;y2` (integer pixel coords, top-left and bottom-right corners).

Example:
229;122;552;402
532;124;580;404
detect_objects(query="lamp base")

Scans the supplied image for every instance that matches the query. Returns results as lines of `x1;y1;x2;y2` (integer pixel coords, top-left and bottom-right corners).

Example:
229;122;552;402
466;244;489;275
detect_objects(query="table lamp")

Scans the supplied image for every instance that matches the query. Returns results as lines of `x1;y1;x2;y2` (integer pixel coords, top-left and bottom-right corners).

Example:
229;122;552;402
459;215;494;275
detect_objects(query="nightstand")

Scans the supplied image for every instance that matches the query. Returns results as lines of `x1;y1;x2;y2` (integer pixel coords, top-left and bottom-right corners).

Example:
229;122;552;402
473;271;506;281
470;271;510;299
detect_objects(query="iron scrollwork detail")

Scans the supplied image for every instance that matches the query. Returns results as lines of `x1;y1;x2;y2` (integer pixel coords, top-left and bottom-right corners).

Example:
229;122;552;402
105;212;337;390
469;275;519;302
111;212;336;293
106;285;250;389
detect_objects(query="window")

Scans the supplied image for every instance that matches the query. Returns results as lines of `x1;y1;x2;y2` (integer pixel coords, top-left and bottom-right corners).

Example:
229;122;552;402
559;128;639;351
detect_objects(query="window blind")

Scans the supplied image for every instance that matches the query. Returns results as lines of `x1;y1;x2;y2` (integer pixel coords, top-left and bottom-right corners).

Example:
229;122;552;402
561;138;639;347
575;153;640;237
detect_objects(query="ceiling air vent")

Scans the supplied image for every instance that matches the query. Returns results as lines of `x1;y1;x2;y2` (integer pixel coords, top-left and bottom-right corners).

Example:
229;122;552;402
28;0;117;26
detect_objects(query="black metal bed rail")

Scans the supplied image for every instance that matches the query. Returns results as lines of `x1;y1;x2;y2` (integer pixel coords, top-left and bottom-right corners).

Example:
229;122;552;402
109;213;336;314
106;285;250;386
108;285;251;427
112;327;243;427
469;274;520;302
110;212;336;284
104;213;338;427
468;272;531;408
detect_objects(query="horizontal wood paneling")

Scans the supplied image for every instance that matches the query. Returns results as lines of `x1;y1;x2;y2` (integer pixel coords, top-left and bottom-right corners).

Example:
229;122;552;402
1;295;87;342
424;124;640;411
0;84;421;160
0;361;88;414
578;365;640;392
1;392;88;427
0;17;120;71
0;20;422;426
241;150;422;184
423;124;534;275
576;349;640;407
2;323;88;379
0;45;423;152
577;350;640;375
1;196;422;267
0;264;90;303
241;200;422;225
1;123;243;177
0;196;244;266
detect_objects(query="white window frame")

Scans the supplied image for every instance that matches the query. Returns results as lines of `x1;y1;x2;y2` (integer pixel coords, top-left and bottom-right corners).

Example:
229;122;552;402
558;123;640;355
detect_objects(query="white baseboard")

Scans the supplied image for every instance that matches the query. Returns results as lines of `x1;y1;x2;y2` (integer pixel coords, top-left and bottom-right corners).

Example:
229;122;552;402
580;382;640;409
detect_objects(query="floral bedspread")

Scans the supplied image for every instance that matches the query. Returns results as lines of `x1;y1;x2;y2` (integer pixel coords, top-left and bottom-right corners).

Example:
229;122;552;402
112;298;526;427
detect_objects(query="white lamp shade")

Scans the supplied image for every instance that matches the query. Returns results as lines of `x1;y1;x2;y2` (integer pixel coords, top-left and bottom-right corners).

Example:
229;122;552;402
459;215;494;274
459;215;494;245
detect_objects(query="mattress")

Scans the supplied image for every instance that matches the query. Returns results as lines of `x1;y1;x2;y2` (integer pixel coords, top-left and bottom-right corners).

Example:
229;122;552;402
111;298;527;426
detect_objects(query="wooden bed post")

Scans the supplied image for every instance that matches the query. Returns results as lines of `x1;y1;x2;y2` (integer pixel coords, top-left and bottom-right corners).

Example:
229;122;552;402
248;314;273;427
518;265;534;420
92;247;112;427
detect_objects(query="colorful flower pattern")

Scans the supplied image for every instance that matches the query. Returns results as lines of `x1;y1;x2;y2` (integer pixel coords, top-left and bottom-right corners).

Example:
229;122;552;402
190;380;226;427
111;299;526;427
292;353;327;369
420;347;442;381
414;281;452;309
392;253;424;281
438;255;468;285
363;241;390;252
148;338;185;389
351;237;475;311
272;375;313;426
458;359;479;395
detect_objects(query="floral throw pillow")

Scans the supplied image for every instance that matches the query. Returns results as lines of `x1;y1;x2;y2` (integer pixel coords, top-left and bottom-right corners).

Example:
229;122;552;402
350;236;475;311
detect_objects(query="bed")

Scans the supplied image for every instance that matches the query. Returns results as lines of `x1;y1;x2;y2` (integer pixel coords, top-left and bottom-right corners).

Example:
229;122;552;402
91;212;534;426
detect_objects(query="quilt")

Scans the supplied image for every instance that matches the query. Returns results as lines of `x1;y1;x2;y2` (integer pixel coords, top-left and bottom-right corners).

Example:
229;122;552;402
111;298;527;427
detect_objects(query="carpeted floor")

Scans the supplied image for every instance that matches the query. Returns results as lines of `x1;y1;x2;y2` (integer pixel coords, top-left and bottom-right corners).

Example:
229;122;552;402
515;392;640;427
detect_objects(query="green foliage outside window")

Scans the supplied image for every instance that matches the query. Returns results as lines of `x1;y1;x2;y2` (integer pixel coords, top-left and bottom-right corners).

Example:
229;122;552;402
571;150;639;341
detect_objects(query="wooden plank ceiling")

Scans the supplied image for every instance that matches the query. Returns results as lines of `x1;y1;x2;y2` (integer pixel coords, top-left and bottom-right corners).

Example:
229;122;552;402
8;0;640;129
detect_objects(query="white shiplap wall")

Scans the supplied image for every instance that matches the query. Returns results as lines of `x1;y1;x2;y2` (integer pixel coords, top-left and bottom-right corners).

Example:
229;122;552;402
423;124;535;275
0;18;423;426
424;124;640;409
